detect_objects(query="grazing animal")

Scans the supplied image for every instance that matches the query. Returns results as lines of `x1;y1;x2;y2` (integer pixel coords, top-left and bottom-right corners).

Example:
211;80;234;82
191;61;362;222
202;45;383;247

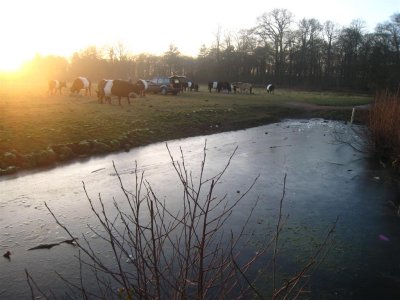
48;80;66;95
233;82;253;94
97;79;111;103
70;77;92;96
217;81;231;93
266;84;275;94
188;81;199;92
97;79;147;105
208;81;231;93
178;76;188;91
208;81;216;92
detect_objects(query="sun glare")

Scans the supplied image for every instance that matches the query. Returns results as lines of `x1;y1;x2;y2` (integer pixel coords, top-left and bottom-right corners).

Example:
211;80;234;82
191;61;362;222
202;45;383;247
0;55;25;73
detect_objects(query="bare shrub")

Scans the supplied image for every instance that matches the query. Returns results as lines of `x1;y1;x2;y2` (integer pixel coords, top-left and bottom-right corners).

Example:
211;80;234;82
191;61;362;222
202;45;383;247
27;141;337;299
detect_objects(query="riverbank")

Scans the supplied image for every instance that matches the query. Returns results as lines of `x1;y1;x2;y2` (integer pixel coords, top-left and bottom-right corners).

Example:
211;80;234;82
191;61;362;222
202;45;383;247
0;85;372;176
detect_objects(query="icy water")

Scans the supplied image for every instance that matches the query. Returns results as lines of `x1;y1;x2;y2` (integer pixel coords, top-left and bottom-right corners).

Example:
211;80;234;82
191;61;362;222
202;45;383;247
1;119;400;299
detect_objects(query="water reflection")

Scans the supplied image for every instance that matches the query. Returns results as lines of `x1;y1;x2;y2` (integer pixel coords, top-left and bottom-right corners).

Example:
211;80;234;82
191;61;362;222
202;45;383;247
0;119;399;299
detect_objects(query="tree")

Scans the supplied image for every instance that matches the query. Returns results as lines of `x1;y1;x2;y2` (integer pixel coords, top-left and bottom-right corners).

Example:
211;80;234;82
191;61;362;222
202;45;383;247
291;18;323;85
68;46;105;80
213;25;223;63
336;20;366;88
381;13;400;62
21;54;68;82
255;8;294;81
323;21;340;85
116;41;128;61
163;44;181;75
366;14;400;90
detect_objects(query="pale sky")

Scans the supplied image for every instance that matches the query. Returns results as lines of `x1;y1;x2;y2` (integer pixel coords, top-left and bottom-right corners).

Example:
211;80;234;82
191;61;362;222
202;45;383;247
0;0;398;71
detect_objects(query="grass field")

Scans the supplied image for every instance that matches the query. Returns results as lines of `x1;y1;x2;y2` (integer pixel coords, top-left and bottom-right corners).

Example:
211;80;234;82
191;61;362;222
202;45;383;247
0;82;372;174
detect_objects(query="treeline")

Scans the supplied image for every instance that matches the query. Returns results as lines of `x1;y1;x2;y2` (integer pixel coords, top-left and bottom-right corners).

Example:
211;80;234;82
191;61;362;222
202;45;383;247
21;9;400;92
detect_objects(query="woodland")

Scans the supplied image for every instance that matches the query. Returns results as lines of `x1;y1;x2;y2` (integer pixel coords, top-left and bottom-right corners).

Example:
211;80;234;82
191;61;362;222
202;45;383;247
12;9;400;92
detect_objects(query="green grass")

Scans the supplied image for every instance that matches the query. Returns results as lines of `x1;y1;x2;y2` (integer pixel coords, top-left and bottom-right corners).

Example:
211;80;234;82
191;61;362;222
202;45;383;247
0;82;372;174
272;89;371;106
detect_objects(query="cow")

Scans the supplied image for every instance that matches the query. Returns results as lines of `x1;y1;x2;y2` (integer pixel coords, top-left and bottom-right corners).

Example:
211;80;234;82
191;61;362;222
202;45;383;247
233;82;253;94
217;81;231;93
188;81;199;92
48;80;66;96
208;81;231;93
70;77;92;96
208;81;216;92
96;79;111;103
266;84;275;94
177;76;188;92
97;79;147;105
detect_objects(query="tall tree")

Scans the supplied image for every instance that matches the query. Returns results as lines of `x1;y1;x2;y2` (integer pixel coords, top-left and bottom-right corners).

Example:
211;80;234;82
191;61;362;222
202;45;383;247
69;46;103;80
373;13;400;89
376;13;400;63
163;44;181;75
336;19;366;88
323;20;340;84
255;8;294;81
295;18;323;83
22;54;68;82
213;25;223;63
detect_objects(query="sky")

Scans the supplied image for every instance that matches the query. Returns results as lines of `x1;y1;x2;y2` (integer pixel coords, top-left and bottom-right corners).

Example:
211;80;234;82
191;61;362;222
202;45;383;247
0;0;398;72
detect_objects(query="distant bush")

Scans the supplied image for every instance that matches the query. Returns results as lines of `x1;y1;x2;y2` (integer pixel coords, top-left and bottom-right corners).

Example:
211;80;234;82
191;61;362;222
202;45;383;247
368;90;400;171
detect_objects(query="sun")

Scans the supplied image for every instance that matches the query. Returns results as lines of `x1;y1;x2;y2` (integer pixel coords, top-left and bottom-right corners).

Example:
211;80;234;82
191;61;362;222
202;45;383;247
0;52;26;73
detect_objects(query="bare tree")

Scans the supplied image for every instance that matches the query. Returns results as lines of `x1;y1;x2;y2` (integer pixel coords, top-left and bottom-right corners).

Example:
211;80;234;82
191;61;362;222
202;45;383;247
256;8;294;80
235;29;258;54
295;18;323;82
163;44;181;75
213;25;223;63
323;20;340;81
115;41;128;61
376;13;400;63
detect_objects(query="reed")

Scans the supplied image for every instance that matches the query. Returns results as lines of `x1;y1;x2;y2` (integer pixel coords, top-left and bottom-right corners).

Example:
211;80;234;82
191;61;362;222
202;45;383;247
368;90;400;170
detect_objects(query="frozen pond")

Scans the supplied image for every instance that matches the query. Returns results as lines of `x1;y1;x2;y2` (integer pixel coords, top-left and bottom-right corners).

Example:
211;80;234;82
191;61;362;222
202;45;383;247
1;119;399;299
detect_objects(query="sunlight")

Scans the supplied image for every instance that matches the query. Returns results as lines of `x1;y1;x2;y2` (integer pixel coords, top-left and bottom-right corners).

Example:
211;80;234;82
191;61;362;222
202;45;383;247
0;54;24;72
0;46;35;73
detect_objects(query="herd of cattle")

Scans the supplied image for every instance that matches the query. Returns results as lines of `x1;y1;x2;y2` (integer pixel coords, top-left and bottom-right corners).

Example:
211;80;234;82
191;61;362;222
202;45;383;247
48;77;275;104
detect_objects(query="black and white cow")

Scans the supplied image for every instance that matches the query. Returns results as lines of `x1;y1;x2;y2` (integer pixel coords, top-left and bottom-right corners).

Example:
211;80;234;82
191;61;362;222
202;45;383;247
48;80;66;96
217;81;231;93
97;79;111;103
208;81;232;93
188;81;199;92
177;76;188;92
70;77;91;96
97;79;147;105
266;84;275;94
